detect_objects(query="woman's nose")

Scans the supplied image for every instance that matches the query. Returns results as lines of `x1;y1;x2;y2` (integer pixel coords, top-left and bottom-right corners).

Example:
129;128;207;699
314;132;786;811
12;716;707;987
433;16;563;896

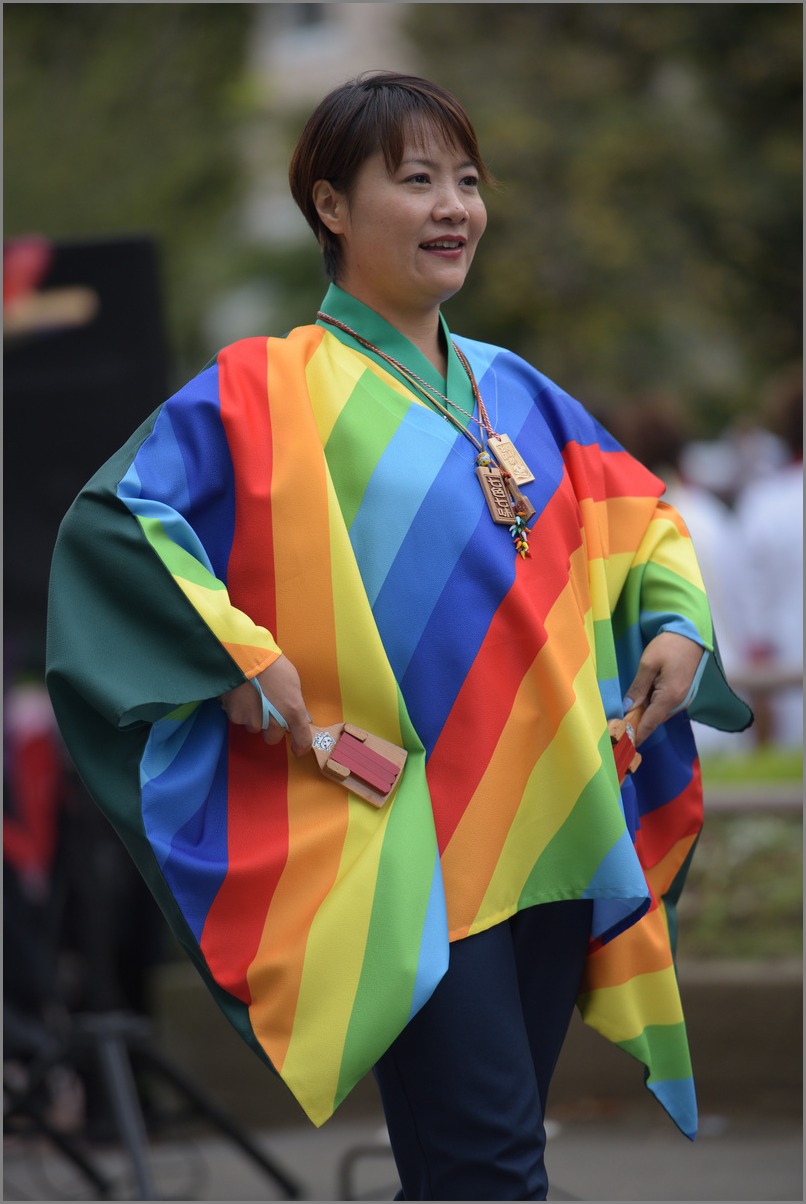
433;190;468;221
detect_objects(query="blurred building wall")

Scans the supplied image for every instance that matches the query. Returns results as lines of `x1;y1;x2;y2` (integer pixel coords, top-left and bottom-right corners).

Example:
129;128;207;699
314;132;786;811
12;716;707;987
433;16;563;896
240;4;417;244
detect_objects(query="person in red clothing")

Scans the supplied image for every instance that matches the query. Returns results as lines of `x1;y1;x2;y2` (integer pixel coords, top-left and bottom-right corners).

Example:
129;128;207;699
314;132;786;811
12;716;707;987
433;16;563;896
4;671;65;1028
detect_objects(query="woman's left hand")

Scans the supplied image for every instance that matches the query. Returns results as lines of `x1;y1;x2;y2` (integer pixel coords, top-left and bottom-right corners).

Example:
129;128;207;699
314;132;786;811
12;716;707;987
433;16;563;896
624;631;704;746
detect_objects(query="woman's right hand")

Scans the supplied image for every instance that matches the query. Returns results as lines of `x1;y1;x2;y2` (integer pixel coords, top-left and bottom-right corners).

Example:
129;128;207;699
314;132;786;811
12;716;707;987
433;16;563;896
219;655;313;756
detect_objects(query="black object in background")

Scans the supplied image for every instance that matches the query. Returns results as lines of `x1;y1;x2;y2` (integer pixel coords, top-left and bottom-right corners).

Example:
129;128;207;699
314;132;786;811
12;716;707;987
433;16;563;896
4;234;170;665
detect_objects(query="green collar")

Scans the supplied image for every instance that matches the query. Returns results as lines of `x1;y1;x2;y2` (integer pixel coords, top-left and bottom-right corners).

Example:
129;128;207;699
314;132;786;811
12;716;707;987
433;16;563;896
315;284;474;429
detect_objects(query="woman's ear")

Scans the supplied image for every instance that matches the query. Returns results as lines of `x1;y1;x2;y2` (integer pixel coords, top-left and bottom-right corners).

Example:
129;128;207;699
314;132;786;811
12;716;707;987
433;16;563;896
312;179;347;234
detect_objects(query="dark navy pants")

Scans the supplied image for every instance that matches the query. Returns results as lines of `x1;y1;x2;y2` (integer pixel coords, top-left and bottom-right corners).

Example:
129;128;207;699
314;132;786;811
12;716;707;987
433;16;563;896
373;899;593;1201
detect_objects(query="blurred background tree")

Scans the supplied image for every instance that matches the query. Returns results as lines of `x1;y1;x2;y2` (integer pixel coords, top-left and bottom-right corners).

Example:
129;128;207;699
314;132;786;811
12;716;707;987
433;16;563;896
5;2;802;423
4;2;254;377
405;3;802;430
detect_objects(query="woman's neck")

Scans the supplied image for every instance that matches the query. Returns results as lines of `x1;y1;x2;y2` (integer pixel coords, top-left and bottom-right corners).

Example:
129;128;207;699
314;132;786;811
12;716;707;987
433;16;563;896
334;282;447;378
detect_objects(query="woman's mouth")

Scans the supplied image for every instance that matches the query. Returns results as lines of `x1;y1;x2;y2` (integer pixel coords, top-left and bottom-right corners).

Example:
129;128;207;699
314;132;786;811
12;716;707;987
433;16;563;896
419;239;466;256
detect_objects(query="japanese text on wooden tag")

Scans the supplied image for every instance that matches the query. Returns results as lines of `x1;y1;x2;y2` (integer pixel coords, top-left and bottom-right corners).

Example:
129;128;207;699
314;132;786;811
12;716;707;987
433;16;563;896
476;465;517;524
490;434;535;485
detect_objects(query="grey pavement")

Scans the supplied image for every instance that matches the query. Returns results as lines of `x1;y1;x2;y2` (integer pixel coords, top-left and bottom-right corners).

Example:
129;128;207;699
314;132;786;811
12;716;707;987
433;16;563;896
4;958;801;1202
3;1104;803;1201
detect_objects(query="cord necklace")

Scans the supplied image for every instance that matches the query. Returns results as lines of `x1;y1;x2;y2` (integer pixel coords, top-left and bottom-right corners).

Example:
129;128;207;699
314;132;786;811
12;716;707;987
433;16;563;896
317;311;536;558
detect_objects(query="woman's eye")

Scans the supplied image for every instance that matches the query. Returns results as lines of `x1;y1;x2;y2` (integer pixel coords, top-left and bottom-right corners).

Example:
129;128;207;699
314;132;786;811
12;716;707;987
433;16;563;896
406;174;430;184
461;176;479;188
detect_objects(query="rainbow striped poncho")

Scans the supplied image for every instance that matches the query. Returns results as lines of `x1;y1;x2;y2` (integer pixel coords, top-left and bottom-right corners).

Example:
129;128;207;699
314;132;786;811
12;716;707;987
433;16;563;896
46;302;750;1138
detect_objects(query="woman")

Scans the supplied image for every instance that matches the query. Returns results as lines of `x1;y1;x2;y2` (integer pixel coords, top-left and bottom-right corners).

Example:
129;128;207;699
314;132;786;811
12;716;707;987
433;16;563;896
47;72;751;1200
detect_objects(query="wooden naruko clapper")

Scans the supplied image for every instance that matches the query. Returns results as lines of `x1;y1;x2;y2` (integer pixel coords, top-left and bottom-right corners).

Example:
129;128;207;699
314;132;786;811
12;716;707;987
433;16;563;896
310;723;407;807
607;704;646;784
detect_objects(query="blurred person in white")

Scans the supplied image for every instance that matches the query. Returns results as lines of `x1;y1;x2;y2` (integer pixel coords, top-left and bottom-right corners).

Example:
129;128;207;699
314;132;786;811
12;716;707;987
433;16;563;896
732;368;803;748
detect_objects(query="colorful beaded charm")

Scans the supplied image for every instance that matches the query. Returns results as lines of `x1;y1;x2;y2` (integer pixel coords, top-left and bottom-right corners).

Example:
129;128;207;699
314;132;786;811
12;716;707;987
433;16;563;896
509;516;532;559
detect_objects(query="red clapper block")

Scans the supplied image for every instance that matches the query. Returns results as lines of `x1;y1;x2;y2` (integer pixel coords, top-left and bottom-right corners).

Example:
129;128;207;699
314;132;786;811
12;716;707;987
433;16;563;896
328;732;399;794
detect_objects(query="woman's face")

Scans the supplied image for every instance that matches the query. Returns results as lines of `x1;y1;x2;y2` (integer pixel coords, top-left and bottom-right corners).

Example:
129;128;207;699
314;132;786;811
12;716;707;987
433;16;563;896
320;123;487;326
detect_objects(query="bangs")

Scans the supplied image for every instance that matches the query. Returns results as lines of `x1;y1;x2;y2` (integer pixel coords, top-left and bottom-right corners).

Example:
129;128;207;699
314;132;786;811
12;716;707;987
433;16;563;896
362;89;493;184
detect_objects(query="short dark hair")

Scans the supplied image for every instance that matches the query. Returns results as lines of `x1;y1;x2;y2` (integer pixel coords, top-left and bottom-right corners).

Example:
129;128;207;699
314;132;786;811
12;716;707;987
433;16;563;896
288;71;494;281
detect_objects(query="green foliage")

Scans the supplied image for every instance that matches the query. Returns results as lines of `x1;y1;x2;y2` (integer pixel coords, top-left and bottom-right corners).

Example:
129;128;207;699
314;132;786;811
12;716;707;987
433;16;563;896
4;3;253;374
404;3;802;430
700;747;803;784
6;3;800;424
677;812;802;959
